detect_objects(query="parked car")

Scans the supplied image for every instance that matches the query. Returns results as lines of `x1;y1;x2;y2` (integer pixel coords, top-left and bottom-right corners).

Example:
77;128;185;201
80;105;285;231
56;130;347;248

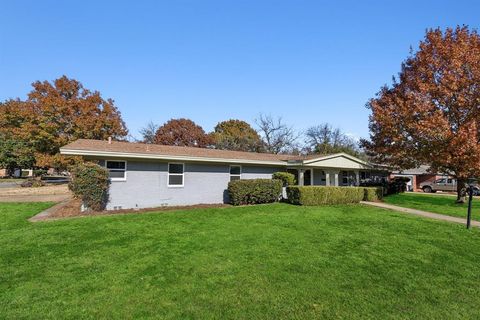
40;175;70;184
420;178;480;195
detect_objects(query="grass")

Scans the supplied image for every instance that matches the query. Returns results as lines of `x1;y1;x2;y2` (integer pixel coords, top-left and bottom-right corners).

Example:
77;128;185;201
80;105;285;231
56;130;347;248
383;192;480;220
1;202;480;319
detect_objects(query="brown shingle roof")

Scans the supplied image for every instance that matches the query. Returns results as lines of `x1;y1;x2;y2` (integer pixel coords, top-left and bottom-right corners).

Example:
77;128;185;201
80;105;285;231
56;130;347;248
61;139;306;162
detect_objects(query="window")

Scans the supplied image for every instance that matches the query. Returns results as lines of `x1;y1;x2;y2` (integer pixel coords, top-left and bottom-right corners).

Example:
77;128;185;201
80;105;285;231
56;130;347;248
168;163;184;187
106;160;126;181
436;178;446;184
361;171;371;180
342;171;348;185
447;178;454;184
230;165;241;181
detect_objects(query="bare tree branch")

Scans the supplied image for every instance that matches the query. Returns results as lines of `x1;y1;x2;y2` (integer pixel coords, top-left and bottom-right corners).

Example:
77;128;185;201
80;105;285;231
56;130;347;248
139;121;159;144
255;114;299;154
305;123;360;156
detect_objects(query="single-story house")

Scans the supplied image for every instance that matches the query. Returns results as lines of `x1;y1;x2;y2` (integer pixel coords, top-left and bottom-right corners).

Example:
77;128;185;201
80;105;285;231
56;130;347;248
391;165;445;192
60;139;383;210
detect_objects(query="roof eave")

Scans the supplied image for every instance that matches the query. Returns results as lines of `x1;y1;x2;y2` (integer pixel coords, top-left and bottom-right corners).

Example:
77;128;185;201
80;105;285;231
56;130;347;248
60;148;289;166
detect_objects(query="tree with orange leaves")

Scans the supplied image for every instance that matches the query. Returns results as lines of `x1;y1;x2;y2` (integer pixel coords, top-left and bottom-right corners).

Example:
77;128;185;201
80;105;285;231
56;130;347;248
0;76;128;170
363;26;480;202
153;118;212;147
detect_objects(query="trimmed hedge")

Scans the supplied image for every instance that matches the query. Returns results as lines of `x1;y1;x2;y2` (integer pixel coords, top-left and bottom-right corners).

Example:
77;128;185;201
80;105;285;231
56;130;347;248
228;179;283;206
363;187;383;201
286;186;383;206
69;162;110;211
272;172;296;186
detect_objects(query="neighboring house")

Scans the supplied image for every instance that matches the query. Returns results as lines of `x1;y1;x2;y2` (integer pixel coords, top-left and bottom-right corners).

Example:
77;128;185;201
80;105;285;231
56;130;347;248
61;139;379;210
0;168;33;178
391;165;445;192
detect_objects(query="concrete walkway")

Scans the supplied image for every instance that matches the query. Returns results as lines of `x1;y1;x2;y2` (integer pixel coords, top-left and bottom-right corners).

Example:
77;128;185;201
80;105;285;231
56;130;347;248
28;200;72;222
361;201;480;227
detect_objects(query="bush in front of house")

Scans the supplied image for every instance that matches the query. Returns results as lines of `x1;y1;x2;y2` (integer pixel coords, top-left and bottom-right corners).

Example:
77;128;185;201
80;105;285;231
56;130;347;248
20;178;45;188
286;186;381;205
272;171;296;186
33;169;48;177
387;177;409;194
69;162;110;211
228;178;283;205
363;187;383;201
361;177;409;196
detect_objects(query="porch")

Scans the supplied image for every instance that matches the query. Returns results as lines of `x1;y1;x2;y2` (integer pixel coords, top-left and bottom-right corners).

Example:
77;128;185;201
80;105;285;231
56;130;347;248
286;168;360;187
283;153;388;187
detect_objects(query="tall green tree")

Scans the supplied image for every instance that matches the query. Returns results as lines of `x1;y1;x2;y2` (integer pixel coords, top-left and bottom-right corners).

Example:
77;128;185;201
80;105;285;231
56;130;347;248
0;135;35;176
212;119;263;152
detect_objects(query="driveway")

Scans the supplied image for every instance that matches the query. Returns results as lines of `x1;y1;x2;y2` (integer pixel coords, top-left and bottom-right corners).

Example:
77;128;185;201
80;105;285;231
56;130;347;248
0;184;72;202
0;181;22;188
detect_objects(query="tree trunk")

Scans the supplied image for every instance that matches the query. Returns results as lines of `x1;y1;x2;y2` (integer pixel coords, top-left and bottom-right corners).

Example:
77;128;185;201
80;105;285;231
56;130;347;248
456;178;466;203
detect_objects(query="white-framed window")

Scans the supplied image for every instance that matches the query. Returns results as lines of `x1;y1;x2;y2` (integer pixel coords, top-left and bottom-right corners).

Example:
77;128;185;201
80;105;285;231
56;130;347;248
106;160;127;181
168;163;184;187
230;165;241;181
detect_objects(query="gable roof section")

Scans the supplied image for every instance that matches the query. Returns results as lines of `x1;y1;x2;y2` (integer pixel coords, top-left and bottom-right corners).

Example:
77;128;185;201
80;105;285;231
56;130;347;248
302;153;371;170
60;139;370;168
303;153;369;165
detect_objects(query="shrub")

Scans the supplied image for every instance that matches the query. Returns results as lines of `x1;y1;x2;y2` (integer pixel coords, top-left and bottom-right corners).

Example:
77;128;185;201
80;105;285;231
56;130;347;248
360;177;409;196
363;187;383;201
69;162;110;211
387;177;409;194
287;186;379;205
33;169;47;177
228;179;283;206
20;178;45;188
287;186;364;205
272;172;296;186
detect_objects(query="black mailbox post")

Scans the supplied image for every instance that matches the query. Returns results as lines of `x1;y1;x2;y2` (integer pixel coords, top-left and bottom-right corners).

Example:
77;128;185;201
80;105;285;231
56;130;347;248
467;186;473;229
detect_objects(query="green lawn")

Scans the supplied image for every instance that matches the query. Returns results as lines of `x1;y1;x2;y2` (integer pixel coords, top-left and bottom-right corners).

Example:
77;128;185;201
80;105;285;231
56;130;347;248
383;192;480;220
2;202;480;319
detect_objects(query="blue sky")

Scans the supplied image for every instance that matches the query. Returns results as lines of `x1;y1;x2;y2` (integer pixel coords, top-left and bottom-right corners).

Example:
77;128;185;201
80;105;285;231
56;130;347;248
1;1;478;141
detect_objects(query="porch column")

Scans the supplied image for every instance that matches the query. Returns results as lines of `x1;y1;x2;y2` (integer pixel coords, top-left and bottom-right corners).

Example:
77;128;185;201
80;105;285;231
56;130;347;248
298;169;304;186
325;172;330;186
334;172;339;186
355;171;360;186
